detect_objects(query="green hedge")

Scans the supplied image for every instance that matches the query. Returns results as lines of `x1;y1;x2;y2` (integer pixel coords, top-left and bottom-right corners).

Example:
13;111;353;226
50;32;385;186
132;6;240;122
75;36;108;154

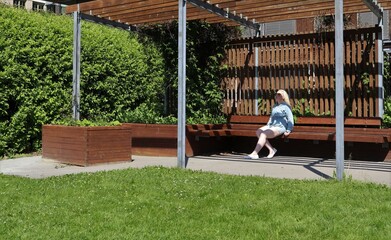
382;53;391;127
139;21;240;122
0;5;164;156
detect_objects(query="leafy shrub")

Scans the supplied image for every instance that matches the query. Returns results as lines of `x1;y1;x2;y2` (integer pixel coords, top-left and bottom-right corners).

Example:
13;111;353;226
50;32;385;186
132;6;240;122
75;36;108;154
116;105;227;125
51;118;121;127
80;26;164;120
186;111;227;124
385;52;391;97
0;5;164;156
116;103;177;124
140;21;240;121
383;97;391;128
382;53;391;128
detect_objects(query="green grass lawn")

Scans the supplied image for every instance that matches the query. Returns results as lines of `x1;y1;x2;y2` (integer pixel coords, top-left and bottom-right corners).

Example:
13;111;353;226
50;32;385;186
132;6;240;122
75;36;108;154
1;167;390;239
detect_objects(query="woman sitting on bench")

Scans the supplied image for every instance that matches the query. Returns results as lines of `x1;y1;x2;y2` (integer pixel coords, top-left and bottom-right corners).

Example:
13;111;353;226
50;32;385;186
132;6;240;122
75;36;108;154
245;89;294;159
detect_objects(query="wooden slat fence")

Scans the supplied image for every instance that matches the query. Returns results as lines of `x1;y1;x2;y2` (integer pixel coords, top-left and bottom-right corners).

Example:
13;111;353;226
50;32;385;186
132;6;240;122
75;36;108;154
222;27;381;117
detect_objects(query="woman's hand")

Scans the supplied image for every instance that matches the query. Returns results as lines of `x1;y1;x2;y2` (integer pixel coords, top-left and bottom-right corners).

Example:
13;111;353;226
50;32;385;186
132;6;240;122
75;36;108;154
284;131;291;137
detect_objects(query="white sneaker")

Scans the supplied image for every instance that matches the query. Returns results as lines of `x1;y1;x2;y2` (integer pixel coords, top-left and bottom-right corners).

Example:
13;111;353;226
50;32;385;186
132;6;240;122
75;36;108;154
266;148;277;159
244;154;259;160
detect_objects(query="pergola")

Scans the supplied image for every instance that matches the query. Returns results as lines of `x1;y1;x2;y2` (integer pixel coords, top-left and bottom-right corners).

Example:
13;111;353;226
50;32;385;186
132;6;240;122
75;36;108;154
51;0;391;180
58;0;390;26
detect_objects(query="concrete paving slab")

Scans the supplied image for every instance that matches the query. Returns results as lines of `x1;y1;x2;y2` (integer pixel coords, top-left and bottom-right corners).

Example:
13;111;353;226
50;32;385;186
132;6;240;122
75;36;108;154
188;154;391;187
0;154;390;187
0;156;177;179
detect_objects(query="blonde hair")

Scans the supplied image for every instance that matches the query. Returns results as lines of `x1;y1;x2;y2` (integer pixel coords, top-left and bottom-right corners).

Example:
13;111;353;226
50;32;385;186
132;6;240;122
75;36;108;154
276;89;291;108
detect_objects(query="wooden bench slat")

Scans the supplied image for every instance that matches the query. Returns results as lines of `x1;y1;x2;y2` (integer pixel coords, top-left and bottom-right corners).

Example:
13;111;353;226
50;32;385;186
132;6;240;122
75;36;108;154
344;134;390;143
186;115;389;146
229;115;382;127
226;125;391;136
286;132;335;141
228;115;269;124
188;128;390;144
287;132;389;143
186;124;228;131
295;117;382;126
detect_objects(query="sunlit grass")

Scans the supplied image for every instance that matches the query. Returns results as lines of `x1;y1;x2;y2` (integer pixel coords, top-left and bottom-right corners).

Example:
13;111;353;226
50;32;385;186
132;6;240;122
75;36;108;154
1;167;390;239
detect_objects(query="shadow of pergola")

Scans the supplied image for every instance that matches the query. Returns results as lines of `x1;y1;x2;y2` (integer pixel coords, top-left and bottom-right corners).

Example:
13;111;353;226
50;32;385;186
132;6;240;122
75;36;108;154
191;153;391;180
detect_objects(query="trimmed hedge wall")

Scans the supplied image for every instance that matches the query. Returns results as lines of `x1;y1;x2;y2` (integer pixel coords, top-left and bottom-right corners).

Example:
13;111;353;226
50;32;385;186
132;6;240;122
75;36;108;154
0;5;164;156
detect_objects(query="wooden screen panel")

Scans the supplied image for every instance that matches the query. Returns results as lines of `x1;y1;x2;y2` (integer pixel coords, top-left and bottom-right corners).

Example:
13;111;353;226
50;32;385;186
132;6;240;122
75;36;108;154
324;36;330;115
260;42;268;115
223;27;381;118
345;32;353;116
369;31;377;117
308;37;315;114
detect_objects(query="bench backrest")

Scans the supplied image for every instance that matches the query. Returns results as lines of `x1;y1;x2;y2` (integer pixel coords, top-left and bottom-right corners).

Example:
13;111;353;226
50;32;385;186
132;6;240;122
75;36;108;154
228;115;382;128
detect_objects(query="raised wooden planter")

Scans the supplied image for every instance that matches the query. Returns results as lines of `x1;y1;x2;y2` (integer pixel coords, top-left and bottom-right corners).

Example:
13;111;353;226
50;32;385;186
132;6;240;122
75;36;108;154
122;123;231;157
122;123;178;157
42;125;132;166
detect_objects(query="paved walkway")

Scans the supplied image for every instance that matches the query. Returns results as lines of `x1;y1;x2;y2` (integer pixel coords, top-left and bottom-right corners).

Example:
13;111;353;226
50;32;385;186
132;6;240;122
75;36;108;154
1;154;390;187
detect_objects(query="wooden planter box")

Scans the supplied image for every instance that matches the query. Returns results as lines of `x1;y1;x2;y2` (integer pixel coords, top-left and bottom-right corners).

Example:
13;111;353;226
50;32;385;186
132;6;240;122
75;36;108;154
122;123;230;157
42;125;132;166
122;123;178;157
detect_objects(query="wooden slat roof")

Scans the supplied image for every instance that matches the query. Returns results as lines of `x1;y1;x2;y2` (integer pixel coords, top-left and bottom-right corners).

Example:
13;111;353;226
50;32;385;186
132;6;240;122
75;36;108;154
60;0;391;26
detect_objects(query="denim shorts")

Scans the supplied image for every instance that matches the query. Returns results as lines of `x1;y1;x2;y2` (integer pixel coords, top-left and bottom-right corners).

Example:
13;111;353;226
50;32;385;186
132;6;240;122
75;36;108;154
260;124;286;135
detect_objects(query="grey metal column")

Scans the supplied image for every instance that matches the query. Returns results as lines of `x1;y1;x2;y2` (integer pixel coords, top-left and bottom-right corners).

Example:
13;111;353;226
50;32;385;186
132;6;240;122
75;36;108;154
254;44;259;115
177;0;187;168
378;17;384;118
335;0;344;180
72;5;81;120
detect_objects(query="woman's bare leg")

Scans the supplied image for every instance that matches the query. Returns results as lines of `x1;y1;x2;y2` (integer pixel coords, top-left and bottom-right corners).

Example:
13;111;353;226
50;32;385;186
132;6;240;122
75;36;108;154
265;139;277;158
256;128;275;154
249;127;280;158
265;139;273;152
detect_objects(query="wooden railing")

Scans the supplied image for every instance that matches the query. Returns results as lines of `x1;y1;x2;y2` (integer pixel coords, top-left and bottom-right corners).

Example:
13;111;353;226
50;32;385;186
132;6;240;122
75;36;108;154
222;27;382;118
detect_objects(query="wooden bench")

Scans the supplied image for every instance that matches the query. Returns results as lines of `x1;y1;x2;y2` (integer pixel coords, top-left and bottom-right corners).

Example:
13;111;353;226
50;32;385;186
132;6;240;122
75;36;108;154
187;115;391;146
187;115;391;161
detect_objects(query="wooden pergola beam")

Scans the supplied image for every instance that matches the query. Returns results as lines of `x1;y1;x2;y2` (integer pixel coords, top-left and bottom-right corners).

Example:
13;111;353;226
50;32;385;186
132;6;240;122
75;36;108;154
64;0;391;26
187;0;261;31
206;1;389;24
80;12;137;31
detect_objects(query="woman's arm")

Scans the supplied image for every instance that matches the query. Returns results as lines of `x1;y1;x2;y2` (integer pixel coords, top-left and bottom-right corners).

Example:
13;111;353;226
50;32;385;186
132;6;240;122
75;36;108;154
286;106;294;132
266;106;275;126
266;116;272;126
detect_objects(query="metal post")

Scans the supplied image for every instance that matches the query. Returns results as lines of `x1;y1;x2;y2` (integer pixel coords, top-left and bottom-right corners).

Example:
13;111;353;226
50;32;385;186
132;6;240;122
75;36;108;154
72;5;81;121
177;0;187;168
254;44;259;115
378;17;384;118
335;0;344;180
